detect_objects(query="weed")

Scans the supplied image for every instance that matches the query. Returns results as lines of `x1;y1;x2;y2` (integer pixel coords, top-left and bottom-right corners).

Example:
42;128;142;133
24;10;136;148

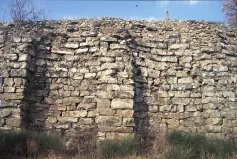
165;130;237;159
98;135;139;159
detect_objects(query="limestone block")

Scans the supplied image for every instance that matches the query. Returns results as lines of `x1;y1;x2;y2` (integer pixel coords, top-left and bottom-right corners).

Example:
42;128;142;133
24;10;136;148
160;56;178;63
5;54;18;61
98;108;115;116
65;43;79;49
203;103;218;110
115;91;134;99
54;123;69;129
79;118;94;125
223;91;235;98
97;99;110;108
120;85;133;91
169;44;189;50
155;43;168;49
101;63;118;71
205;125;221;133
62;97;81;105
76;48;88;54
122;118;135;127
84;73;96;79
178;77;193;84
0;109;12;118
167;119;180;128
96;116;122;127
5;118;21;127
206;118;222;125
222;119;232;127
227;102;237;110
180;56;192;63
0;35;4;43
111;99;133;109
220;110;236;119
172;98;190;105
46;117;57;124
100;36;117;42
201;47;215;53
160;105;172;112
18;54;30;62
116;110;133;118
57;117;78;123
207;110;220;118
97;91;114;99
174;91;190;98
186;106;197;112
174;50;190;56
202;79;215;85
3;78;14;87
148;69;160;78
110;44;126;50
13;37;21;43
107;84;120;91
13;78;22;87
157;91;169;98
77;103;95;109
62;111;83;117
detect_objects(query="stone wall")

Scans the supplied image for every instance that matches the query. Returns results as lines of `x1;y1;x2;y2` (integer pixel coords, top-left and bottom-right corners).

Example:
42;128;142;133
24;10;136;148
0;18;237;146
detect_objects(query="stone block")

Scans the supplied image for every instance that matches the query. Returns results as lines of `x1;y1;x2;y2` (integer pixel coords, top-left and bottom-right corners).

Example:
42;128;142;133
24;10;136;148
76;48;88;54
5;118;21;127
98;108;115;116
46;117;57;124
62;111;83;117
4;78;14;87
79;118;94;125
111;99;133;109
0;109;12;118
57;117;78;123
54;123;70;129
178;77;193;84
97;99;110;108
18;54;30;62
65;43;79;49
96;116;122;127
116;110;133;118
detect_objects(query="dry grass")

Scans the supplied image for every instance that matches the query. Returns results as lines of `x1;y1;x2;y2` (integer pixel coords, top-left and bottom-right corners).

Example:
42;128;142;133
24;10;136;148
2;129;237;159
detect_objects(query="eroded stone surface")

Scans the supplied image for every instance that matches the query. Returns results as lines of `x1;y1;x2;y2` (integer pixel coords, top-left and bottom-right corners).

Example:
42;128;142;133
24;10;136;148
0;18;236;144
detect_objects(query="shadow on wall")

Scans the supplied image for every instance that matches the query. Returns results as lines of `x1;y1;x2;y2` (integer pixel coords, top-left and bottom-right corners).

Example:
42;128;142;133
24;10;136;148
21;35;52;132
125;32;149;154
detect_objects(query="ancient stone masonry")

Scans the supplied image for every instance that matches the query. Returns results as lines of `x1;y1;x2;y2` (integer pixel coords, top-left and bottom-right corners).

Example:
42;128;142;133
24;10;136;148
0;18;237;146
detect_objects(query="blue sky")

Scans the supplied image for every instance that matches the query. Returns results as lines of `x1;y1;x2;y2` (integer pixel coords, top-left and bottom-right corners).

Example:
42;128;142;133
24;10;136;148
0;0;225;22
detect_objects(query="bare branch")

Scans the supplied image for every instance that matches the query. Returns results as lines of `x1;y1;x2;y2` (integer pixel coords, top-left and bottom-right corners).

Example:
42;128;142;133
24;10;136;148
9;0;45;35
222;0;237;27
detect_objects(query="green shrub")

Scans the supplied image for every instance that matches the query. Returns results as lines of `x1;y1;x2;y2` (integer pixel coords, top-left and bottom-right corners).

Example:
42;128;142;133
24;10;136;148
0;130;63;158
165;130;236;159
32;131;63;152
98;135;139;159
164;146;193;159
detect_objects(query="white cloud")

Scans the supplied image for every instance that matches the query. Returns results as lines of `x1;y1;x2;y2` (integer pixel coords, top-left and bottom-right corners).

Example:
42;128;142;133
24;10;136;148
156;1;170;8
187;0;200;5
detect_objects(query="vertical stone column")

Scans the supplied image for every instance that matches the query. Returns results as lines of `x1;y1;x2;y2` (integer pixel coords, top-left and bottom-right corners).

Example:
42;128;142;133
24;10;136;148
96;34;135;140
0;33;32;130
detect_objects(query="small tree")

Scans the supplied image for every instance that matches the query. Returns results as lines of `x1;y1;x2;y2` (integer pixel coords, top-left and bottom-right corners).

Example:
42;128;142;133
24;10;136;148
221;0;237;27
9;0;45;34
